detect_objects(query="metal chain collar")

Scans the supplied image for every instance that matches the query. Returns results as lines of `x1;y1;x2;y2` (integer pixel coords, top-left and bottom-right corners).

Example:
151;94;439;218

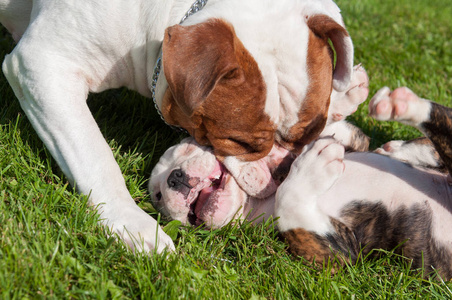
150;0;209;133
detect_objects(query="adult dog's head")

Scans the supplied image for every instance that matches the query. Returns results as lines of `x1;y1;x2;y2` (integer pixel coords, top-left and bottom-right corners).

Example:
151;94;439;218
158;0;353;161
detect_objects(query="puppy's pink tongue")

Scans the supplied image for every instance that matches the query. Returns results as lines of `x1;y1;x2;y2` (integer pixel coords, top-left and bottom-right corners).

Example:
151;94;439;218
195;187;213;216
195;161;224;216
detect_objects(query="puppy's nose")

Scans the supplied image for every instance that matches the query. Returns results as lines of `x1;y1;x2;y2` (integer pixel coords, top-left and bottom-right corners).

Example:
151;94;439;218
167;169;192;192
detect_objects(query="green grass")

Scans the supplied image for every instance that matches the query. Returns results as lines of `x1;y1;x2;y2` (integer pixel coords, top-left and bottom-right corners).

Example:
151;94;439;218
1;0;452;298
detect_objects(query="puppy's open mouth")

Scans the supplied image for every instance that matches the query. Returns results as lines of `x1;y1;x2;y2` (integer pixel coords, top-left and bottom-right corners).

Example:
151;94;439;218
188;161;230;226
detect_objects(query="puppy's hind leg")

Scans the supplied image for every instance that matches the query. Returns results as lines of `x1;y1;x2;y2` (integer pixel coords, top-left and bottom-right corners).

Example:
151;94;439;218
370;87;452;175
375;137;447;172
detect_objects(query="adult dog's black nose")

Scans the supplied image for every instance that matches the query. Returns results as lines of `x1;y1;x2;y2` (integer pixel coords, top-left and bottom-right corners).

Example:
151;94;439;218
167;169;192;194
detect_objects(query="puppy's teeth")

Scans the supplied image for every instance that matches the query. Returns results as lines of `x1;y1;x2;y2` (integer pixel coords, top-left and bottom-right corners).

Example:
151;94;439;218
211;174;220;180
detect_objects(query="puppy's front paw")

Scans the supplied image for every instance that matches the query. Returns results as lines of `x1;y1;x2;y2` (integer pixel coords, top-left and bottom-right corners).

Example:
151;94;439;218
101;204;175;254
286;137;345;195
369;87;430;127
329;64;369;122
275;137;344;233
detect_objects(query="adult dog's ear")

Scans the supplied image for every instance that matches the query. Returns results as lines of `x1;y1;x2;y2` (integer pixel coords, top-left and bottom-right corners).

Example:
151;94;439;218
307;14;354;92
162;19;245;117
161;18;274;161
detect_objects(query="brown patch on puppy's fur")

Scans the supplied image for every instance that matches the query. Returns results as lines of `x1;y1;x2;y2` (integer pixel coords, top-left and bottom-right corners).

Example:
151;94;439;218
408;136;435;147
278;15;349;153
421;102;452;175
345;123;370;152
282;201;452;279
281;228;332;262
162;19;275;161
341;201;452;279
281;218;358;265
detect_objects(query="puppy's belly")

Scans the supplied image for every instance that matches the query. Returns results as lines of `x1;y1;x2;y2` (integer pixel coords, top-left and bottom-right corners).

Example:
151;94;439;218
317;152;452;247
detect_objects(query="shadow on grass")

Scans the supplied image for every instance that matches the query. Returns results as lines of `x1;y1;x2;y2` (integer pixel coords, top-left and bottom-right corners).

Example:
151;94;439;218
0;27;186;181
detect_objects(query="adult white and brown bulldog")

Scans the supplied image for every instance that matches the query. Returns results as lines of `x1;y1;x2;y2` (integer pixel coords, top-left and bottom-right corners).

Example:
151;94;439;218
151;83;452;278
0;0;354;253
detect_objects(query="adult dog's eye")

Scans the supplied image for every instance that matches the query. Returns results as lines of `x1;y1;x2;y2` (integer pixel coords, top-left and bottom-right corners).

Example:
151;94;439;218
155;192;162;201
227;138;254;153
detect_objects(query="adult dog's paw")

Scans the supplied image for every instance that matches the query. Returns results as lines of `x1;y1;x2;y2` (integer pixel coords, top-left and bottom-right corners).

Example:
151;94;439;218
101;203;175;254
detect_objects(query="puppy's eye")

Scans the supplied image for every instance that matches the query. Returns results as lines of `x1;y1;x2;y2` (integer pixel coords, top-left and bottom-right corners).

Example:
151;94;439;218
155;192;162;201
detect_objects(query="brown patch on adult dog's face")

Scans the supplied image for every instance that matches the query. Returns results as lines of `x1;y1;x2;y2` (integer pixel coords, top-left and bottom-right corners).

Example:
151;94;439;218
163;15;352;160
162;18;275;162
277;15;349;153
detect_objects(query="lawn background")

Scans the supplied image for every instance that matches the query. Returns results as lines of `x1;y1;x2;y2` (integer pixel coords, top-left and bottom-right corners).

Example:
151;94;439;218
1;0;452;298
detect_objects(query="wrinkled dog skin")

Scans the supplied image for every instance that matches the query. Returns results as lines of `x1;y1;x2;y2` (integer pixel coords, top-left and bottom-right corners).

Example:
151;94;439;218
150;138;293;228
150;65;370;234
0;0;353;253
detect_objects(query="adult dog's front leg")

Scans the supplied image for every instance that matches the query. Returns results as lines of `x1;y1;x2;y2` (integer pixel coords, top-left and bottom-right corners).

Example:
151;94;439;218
2;45;174;254
275;138;359;263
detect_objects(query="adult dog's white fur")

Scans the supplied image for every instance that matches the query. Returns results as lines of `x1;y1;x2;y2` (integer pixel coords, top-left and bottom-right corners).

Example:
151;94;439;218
0;0;352;253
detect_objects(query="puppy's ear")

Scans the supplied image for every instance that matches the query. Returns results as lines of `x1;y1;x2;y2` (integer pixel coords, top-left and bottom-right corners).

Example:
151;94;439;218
307;14;354;92
162;19;245;117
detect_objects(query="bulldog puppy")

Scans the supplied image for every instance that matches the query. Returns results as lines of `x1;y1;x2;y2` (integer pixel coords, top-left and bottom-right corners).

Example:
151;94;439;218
149;65;369;228
149;138;291;227
0;0;353;253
